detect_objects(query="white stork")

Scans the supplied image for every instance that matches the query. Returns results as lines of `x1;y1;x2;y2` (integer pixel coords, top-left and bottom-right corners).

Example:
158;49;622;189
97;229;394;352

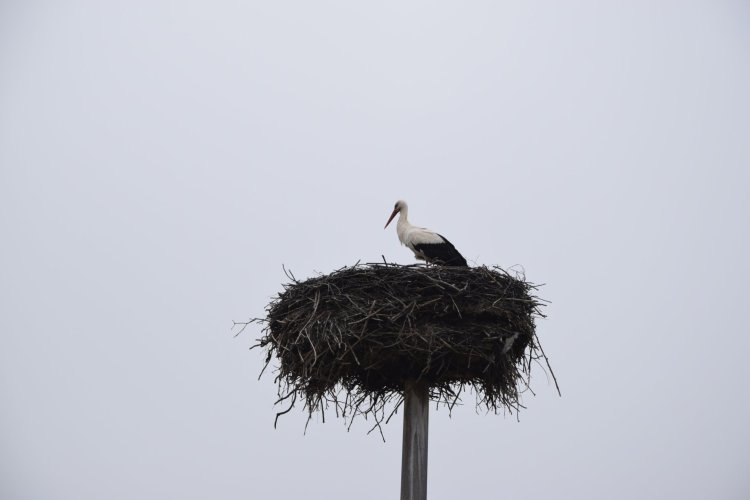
384;200;468;267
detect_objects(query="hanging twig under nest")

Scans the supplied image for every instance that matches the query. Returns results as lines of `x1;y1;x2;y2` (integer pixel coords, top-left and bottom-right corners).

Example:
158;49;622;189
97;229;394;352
241;262;557;438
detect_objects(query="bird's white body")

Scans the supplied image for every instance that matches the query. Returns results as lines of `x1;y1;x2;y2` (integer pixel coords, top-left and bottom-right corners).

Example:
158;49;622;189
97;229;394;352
385;200;468;267
395;209;444;261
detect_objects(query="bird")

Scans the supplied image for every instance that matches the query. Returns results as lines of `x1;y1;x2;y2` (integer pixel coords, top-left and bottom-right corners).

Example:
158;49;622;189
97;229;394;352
384;200;468;267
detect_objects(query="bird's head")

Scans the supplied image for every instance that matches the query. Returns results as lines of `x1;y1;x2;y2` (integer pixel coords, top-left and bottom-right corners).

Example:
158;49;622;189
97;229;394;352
384;200;407;229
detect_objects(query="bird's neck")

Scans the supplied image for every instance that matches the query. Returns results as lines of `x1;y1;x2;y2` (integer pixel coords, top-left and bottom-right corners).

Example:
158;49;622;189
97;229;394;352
398;208;409;223
397;213;410;231
396;211;411;243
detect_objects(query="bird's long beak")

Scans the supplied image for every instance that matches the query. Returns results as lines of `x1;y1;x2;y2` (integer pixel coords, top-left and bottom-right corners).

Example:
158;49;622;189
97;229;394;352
384;208;399;229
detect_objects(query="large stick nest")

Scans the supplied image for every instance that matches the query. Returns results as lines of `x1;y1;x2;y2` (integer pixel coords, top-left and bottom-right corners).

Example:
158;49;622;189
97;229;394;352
247;263;556;434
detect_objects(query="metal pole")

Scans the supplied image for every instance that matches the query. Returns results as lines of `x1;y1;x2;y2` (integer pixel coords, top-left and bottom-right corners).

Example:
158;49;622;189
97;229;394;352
401;379;429;500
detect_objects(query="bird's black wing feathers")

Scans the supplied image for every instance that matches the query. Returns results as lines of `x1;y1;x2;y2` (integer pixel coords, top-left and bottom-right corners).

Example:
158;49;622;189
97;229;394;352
414;234;468;266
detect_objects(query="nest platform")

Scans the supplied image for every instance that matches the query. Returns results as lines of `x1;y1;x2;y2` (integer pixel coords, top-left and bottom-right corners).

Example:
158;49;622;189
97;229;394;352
251;263;553;430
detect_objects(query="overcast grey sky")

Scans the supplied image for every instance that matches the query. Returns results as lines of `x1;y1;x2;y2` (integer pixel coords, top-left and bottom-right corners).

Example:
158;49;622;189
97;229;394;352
1;1;749;499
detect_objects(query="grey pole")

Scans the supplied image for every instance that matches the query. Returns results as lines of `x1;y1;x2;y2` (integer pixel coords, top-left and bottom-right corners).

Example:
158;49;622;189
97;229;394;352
400;379;429;500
